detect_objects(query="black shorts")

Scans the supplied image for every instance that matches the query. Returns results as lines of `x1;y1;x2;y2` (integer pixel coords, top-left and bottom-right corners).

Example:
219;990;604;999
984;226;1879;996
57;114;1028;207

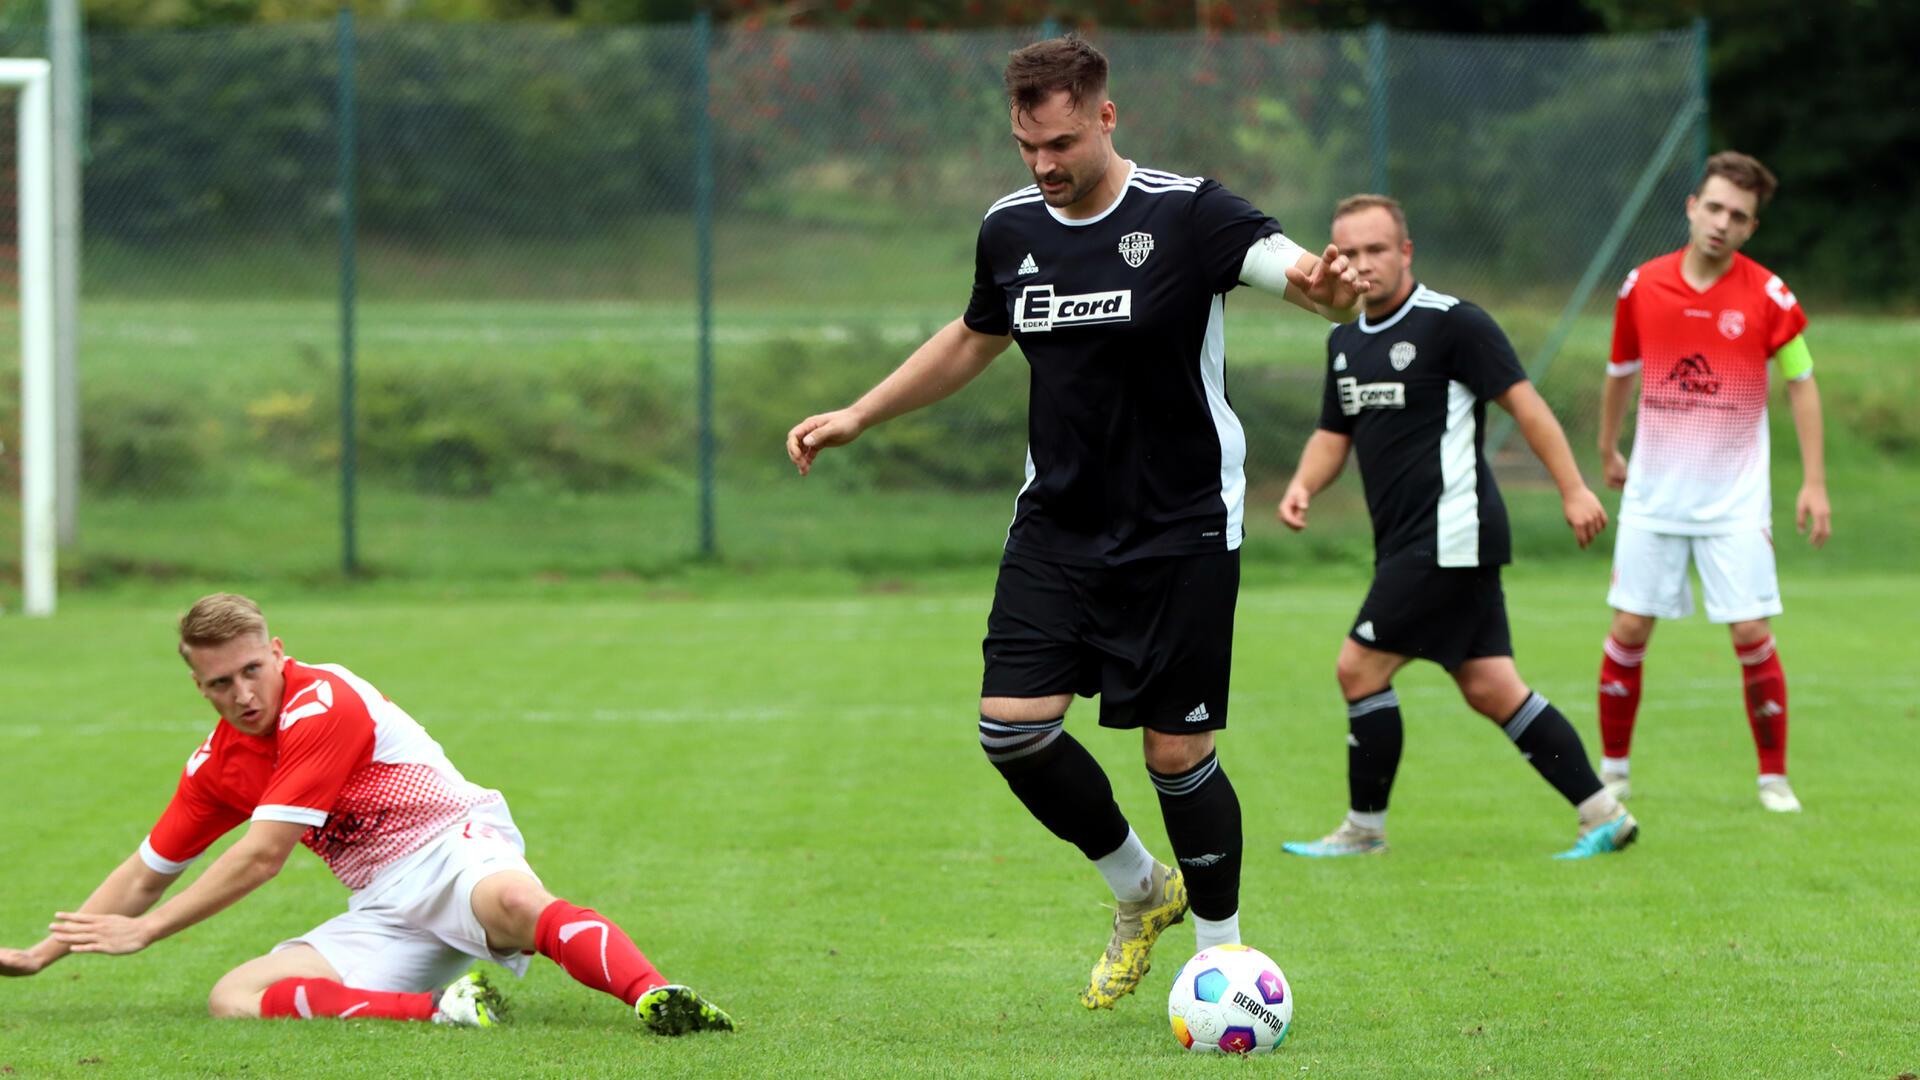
981;549;1239;732
1350;551;1512;671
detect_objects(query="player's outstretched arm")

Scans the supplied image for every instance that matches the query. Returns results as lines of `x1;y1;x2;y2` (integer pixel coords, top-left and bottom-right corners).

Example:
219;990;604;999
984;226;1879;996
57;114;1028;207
786;317;1012;476
50;821;305;957
1785;373;1830;547
1597;369;1637;490
1277;430;1352;531
1;852;180;976
1239;236;1367;323
1497;380;1607;548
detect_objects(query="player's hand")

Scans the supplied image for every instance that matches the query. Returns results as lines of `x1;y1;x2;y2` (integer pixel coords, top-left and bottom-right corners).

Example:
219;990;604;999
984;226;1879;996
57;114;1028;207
49;912;153;956
1285;244;1370;314
786;409;866;476
0;946;49;976
1601;447;1628;490
1562;487;1608;548
1796;483;1831;548
1276;483;1312;531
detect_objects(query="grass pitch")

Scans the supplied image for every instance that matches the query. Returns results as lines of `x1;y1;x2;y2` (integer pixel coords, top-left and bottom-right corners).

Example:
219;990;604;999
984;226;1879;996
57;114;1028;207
2;567;1916;1077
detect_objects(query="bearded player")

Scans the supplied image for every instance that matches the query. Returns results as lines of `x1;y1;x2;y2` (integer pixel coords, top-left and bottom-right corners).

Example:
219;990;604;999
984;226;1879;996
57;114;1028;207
0;593;735;1033
1595;152;1831;812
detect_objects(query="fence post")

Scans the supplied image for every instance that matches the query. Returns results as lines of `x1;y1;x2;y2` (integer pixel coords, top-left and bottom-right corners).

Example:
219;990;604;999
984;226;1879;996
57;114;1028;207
695;9;716;559
337;9;359;575
1485;99;1703;455
1366;22;1388;195
1693;17;1710;171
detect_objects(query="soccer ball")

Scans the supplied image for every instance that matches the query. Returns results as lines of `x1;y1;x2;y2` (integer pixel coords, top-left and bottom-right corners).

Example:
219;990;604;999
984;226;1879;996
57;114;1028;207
1167;944;1291;1054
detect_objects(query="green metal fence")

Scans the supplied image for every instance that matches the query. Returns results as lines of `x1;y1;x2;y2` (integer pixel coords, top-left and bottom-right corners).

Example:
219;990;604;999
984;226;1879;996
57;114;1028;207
3;20;1707;594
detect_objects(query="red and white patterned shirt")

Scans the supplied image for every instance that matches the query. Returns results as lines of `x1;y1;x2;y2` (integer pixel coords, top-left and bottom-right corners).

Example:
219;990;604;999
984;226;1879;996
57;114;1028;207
1609;249;1809;535
139;658;509;890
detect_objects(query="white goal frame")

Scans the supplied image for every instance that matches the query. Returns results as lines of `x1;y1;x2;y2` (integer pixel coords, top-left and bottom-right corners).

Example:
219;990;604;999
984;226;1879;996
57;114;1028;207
2;59;54;616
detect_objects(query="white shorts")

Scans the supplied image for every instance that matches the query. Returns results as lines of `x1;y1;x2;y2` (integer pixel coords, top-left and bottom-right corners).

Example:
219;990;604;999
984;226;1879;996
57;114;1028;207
274;818;540;993
1607;523;1782;623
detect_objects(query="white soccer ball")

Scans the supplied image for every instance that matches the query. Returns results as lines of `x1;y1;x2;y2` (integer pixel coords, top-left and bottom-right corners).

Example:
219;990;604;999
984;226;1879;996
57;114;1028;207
1167;944;1292;1054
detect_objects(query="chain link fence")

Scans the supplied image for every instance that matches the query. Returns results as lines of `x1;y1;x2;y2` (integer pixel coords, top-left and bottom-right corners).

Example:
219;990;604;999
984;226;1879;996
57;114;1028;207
2;21;1705;597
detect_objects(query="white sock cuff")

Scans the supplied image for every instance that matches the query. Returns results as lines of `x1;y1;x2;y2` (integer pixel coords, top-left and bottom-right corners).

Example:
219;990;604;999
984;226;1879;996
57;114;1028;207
1092;828;1157;903
1604;636;1647;666
1601;756;1630;774
1346;809;1387;832
1193;911;1241;951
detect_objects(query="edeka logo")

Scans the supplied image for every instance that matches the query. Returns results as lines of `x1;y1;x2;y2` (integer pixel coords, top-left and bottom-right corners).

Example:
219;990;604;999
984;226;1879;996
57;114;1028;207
1337;376;1406;415
1015;285;1132;333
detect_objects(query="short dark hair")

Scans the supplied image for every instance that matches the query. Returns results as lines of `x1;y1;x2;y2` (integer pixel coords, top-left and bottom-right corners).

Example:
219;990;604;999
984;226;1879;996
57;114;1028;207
1004;36;1109;117
1333;193;1409;240
1699;151;1778;209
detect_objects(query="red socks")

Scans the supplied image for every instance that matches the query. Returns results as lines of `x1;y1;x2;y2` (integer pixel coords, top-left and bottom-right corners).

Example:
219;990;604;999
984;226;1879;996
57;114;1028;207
1598;635;1645;760
260;978;433;1022
1736;635;1788;775
534;899;668;1006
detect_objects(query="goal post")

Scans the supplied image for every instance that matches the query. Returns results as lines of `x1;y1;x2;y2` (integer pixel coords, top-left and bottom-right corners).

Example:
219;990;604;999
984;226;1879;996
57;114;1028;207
2;58;54;616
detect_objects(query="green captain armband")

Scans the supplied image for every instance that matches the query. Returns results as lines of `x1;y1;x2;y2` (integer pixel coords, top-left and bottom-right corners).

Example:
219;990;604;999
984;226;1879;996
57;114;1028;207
1775;334;1813;381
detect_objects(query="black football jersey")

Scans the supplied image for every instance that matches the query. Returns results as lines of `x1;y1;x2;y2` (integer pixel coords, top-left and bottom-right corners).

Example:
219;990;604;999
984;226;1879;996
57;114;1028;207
1317;284;1528;567
962;164;1283;567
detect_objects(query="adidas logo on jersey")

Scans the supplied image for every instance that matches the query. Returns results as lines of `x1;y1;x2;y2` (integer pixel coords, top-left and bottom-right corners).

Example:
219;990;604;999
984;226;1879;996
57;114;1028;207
1183;703;1211;724
1355;620;1376;641
1017;253;1039;276
1333;352;1348;371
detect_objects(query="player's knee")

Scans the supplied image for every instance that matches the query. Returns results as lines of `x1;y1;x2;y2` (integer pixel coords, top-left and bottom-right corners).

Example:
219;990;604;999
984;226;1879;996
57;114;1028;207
207;975;264;1020
979;713;1065;774
1610;611;1655;647
1142;730;1212;774
1728;620;1770;648
1335;659;1380;700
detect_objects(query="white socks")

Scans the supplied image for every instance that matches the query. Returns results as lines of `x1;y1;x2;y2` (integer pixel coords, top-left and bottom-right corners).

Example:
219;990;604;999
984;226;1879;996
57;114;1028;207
1094;828;1157;903
1194;911;1240;951
1577;788;1622;830
1602;755;1630;777
1347;809;1387;833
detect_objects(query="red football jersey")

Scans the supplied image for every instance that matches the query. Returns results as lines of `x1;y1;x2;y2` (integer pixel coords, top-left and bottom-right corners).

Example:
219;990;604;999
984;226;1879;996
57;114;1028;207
1609;249;1808;534
139;658;509;891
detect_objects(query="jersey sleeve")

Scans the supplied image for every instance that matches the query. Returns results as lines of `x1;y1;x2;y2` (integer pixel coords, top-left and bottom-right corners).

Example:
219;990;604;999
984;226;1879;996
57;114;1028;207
1608;268;1642;376
141;756;249;875
1317;338;1354;434
1761;272;1809;356
1450;303;1529;401
962;220;1011;336
253;678;377;828
1190;180;1283;296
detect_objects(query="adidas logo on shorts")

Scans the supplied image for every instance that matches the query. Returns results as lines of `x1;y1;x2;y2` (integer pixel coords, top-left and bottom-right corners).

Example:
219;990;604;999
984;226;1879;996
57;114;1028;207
1355;620;1376;641
1183;703;1210;724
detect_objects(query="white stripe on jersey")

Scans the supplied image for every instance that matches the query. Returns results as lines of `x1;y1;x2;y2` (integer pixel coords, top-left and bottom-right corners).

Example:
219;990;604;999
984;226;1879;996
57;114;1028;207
1134;166;1204;185
985;193;1045;219
138;836;196;875
1358;285;1457;334
1128;178;1200;194
1198;294;1247;549
986;184;1040;215
1436;380;1482;567
1005;446;1038;547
